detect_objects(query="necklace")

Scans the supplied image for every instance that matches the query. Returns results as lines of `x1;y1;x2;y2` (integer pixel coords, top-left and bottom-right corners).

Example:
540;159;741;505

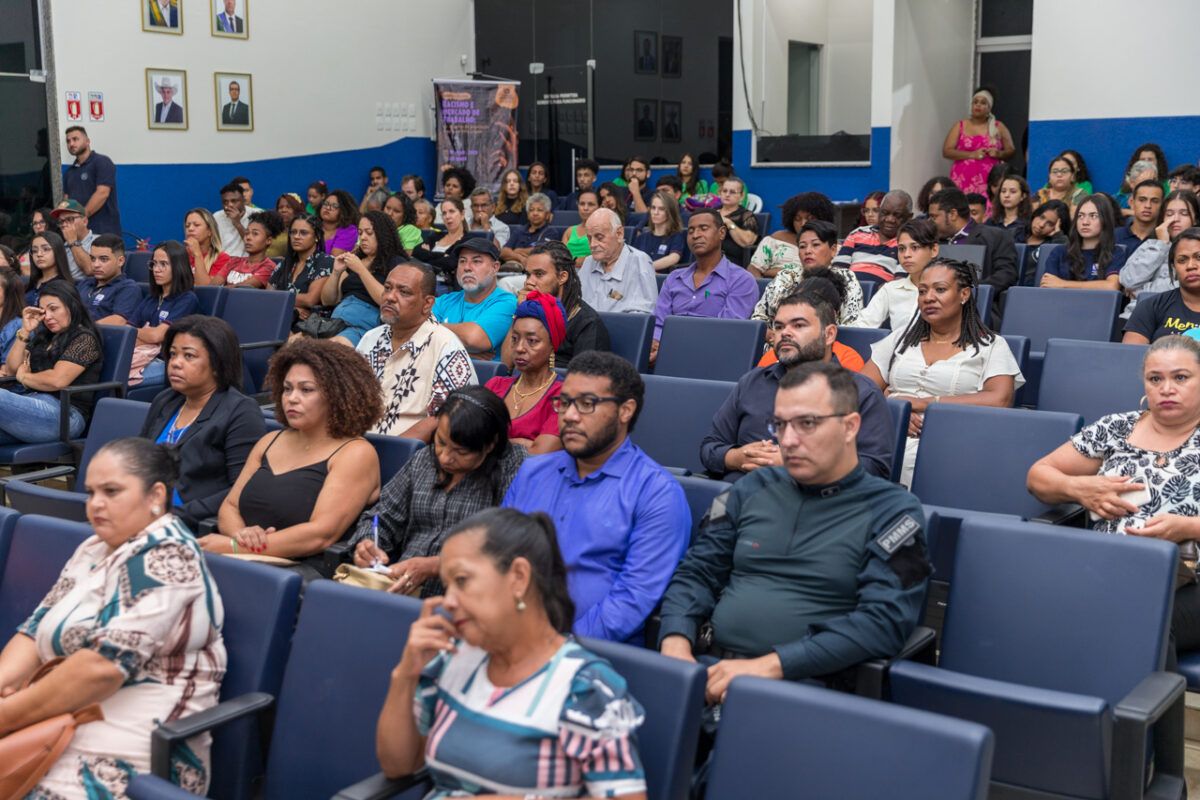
928;333;957;345
510;371;556;415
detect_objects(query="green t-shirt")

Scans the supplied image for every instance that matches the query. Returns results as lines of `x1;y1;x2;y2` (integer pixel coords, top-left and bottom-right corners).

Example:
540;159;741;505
397;224;423;251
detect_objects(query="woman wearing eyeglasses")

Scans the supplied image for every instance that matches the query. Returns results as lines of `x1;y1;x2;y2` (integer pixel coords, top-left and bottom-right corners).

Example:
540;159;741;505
318;189;361;256
1036;155;1089;212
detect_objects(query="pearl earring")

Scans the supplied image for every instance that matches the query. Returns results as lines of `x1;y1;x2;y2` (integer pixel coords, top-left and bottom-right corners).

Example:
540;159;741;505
516;597;527;612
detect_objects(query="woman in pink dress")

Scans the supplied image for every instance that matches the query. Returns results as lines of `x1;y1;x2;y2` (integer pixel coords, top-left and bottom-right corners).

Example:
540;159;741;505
942;88;1015;196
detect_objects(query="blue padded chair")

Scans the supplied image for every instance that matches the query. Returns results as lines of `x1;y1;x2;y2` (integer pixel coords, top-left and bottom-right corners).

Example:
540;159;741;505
365;433;424;484
0;506;22;590
461;229;495;243
1031;243;1065;286
554;209;581;227
655;272;667;293
885;397;911;484
910;404;1083;519
471;358;508;383
836;326;889;363
125;250;152;282
754;277;771;298
707;676;993;800
0;515;91;638
627;212;648;229
127;581;425;800
598;312;653;373
578;637;706;800
975;284;994;328
938;243;987;277
1038;338;1147;423
655;317;765;382
889;517;1184;799
219;289;294;394
631;374;736;475
1000;333;1032;406
1014;243;1028;284
195;285;227;317
753;211;771;233
3;398;151;518
858;279;876;307
676;474;729;543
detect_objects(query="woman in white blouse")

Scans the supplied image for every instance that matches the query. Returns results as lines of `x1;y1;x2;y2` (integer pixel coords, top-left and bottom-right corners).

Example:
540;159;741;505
862;258;1024;486
851;218;939;330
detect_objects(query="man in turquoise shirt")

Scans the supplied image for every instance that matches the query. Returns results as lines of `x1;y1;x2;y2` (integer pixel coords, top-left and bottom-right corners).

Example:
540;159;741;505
431;238;517;360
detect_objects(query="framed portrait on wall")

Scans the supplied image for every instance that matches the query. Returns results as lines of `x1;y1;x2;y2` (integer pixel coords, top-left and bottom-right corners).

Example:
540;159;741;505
215;72;253;130
662;36;682;78
211;0;248;38
143;0;182;33
662;101;682;143
633;31;657;75
634;99;657;142
146;68;188;130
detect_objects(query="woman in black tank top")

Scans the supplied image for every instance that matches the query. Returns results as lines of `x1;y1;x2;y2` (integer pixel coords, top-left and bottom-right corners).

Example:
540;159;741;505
200;339;385;559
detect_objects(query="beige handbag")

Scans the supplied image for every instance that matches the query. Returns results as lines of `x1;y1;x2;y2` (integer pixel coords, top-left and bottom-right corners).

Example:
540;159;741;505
332;564;422;596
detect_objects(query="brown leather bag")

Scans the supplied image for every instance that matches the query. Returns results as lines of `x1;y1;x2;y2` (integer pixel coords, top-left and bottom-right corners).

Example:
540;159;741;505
0;657;105;800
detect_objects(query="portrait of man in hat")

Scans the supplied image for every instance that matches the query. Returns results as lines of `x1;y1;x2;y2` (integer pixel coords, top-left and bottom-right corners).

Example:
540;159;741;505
146;69;188;129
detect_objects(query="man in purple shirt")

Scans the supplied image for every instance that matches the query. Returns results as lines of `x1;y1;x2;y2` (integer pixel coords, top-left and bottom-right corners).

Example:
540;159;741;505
650;209;760;366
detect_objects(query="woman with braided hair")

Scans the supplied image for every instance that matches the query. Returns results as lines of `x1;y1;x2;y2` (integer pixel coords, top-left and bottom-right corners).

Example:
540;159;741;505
862;257;1024;486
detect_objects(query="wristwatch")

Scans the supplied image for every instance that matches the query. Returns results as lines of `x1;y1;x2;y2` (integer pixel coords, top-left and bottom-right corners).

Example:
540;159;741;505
67;241;82;248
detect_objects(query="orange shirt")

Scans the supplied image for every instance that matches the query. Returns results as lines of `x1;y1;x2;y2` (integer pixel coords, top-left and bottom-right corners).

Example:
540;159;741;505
757;341;865;371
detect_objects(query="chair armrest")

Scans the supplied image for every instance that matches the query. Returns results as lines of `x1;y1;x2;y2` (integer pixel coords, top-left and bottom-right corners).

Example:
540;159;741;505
150;691;275;779
1029;503;1086;527
0;464;77;486
855;625;938;699
239;339;286;352
1110;671;1186;799
197;517;219;536
333;769;431;800
663;466;691;477
323;540;353;574
58;380;128;443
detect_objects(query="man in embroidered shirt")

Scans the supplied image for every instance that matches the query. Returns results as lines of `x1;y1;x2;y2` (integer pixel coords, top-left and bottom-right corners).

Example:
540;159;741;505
832;190;912;282
503;351;691;644
660;361;929;699
357;261;477;441
650;210;759;366
578;208;657;314
75;234;143;326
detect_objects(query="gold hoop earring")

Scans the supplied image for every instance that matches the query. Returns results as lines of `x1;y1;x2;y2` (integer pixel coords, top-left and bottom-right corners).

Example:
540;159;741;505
1140;395;1149;412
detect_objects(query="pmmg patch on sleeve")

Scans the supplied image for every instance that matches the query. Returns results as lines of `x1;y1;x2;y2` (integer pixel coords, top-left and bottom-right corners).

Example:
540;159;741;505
875;514;921;556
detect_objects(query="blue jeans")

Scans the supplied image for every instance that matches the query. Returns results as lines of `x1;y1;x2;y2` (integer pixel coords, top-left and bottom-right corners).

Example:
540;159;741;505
0;388;87;444
331;295;381;346
139;358;166;387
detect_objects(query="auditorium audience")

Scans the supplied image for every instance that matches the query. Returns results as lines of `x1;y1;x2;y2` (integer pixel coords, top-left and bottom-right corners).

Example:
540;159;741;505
665;361;927;698
1055;149;1095;195
356;261;474;441
432;238;517;360
942;87;1015;196
359;166;390;214
1124;228;1200;343
269;195;302;258
715;176;758;266
597;182;629;226
306;180;328;216
758;273;865;371
0;265;25;363
1117;143;1169;199
268;213;333;329
1116;179;1166;255
468;188;511;248
701;291;892;481
748;191;836;279
1020;198;1070;247
561;189;599;266
495;168;528;226
399;175;425;202
617;155;654;213
498;192;554;268
917;177;954;217
486;292;565;454
851;218;940;330
524;160;557;208
561;157;599;211
984;163;1011;211
579;208;657;314
678;152;710;203
184;207;232;285
631;190;686;271
205;339;382;566
141;315;265;526
858;190;885;228
1;282;103;443
51;199;96;281
0;437;225;798
1035;154;1088;210
128;241;201;386
1040;195;1127;291
834;190;912;281
1027;334;1200;664
25;230;75;307
77;233;141;325
412;198;468;285
863;258;1024;486
213;182;251;257
217;209;284;289
967;193;989;225
348;387;525;595
382;192;424;254
436;167;476;226
987;174;1033;235
927;186;1019;312
656;174;683;204
319;188;361;256
321;209;401;347
413;199;436;231
755;220;863;327
1169;165;1200;194
375;507;647;798
1121;191;1200;314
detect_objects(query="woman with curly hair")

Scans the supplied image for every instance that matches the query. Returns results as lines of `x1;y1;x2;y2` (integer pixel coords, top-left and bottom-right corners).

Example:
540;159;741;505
321;209;403;346
319;188;361;256
436;167;476;226
748;191;835;278
203;338;383;564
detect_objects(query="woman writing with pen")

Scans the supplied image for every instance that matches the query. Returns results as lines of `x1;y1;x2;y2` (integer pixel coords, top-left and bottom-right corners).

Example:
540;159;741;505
346;386;527;596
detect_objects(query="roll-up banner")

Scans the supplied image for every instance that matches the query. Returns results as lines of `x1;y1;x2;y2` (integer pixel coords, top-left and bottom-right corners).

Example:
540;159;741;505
433;79;519;197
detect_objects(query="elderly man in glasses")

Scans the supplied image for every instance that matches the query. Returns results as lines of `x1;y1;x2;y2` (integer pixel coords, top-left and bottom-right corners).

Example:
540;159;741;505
661;357;928;702
502;350;690;645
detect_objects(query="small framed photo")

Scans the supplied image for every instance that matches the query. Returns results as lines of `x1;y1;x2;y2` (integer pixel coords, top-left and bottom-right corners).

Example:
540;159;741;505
143;0;182;34
662;36;682;78
146;68;188;130
215;72;253;131
662;101;682;143
210;0;247;38
634;31;657;75
634;99;657;142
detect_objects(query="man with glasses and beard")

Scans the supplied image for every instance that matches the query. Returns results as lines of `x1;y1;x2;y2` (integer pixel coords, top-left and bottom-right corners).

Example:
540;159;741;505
700;285;893;480
502;351;690;645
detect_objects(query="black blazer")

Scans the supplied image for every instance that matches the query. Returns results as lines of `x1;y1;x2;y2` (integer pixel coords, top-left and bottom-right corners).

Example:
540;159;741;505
141;387;266;528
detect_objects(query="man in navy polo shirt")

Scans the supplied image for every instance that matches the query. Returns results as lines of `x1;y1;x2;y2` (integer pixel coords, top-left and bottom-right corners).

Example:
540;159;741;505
76;234;143;325
62;127;121;237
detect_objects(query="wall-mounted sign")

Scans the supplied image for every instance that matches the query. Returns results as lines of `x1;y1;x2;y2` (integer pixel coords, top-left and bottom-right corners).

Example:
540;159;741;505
66;91;82;121
89;92;105;122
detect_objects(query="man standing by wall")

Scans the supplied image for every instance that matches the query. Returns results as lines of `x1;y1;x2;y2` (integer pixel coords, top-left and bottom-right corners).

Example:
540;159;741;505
62;127;121;237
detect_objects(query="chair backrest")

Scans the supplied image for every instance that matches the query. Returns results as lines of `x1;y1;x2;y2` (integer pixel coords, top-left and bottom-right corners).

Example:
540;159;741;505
675;474;728;544
96;324;138;389
938;243;987;279
597;312;653;373
265;581;422;800
202;555;301;800
943;516;1175;703
655;272;667;293
858;279;876;307
1013;243;1028;285
885;397;911;484
1032;243;1065;287
365;433;425;485
835;326;889;363
975;284;994;328
755;277;771;298
1038;338;1147;423
1000;333;1031;406
554;209;581;227
910;404;1083;518
219;289;294;393
753;211;771;233
195;285;227;317
125;250;152;282
632;375;736;474
471;358;509;383
0;515;91;638
999;287;1122;352
707;676;993;800
77;398;152;482
627;212;648;229
655;317;765;382
463;230;495;243
578;637;707;800
0;506;21;589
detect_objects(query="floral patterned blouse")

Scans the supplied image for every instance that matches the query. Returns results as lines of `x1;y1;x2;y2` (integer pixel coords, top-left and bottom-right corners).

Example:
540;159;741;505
20;515;226;799
751;264;864;326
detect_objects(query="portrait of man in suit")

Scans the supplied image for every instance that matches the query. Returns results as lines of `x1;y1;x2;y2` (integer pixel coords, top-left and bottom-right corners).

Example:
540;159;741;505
634;31;657;74
634;100;656;141
213;0;247;37
216;73;254;130
147;70;188;129
145;0;180;30
222;82;249;125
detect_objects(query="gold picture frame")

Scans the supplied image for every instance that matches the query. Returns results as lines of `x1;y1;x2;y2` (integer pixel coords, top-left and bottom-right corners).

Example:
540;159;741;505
210;0;248;39
146;68;189;130
142;0;182;34
214;72;254;131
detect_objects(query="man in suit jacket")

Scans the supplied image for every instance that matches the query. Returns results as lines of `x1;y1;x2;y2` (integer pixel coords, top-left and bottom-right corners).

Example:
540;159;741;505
927;186;1018;317
154;78;184;124
222;81;250;126
215;0;244;33
148;0;178;27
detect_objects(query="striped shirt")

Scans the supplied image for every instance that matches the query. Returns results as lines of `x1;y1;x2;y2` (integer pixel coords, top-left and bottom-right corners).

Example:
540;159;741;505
832;225;902;282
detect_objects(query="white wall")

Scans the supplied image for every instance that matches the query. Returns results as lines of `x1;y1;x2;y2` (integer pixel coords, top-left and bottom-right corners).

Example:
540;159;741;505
47;0;475;165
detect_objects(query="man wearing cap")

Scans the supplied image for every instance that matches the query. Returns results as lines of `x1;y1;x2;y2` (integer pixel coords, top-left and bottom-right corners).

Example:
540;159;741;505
62;126;121;237
75;234;143;325
154;77;183;124
430;238;518;361
356;261;476;442
50;199;97;281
